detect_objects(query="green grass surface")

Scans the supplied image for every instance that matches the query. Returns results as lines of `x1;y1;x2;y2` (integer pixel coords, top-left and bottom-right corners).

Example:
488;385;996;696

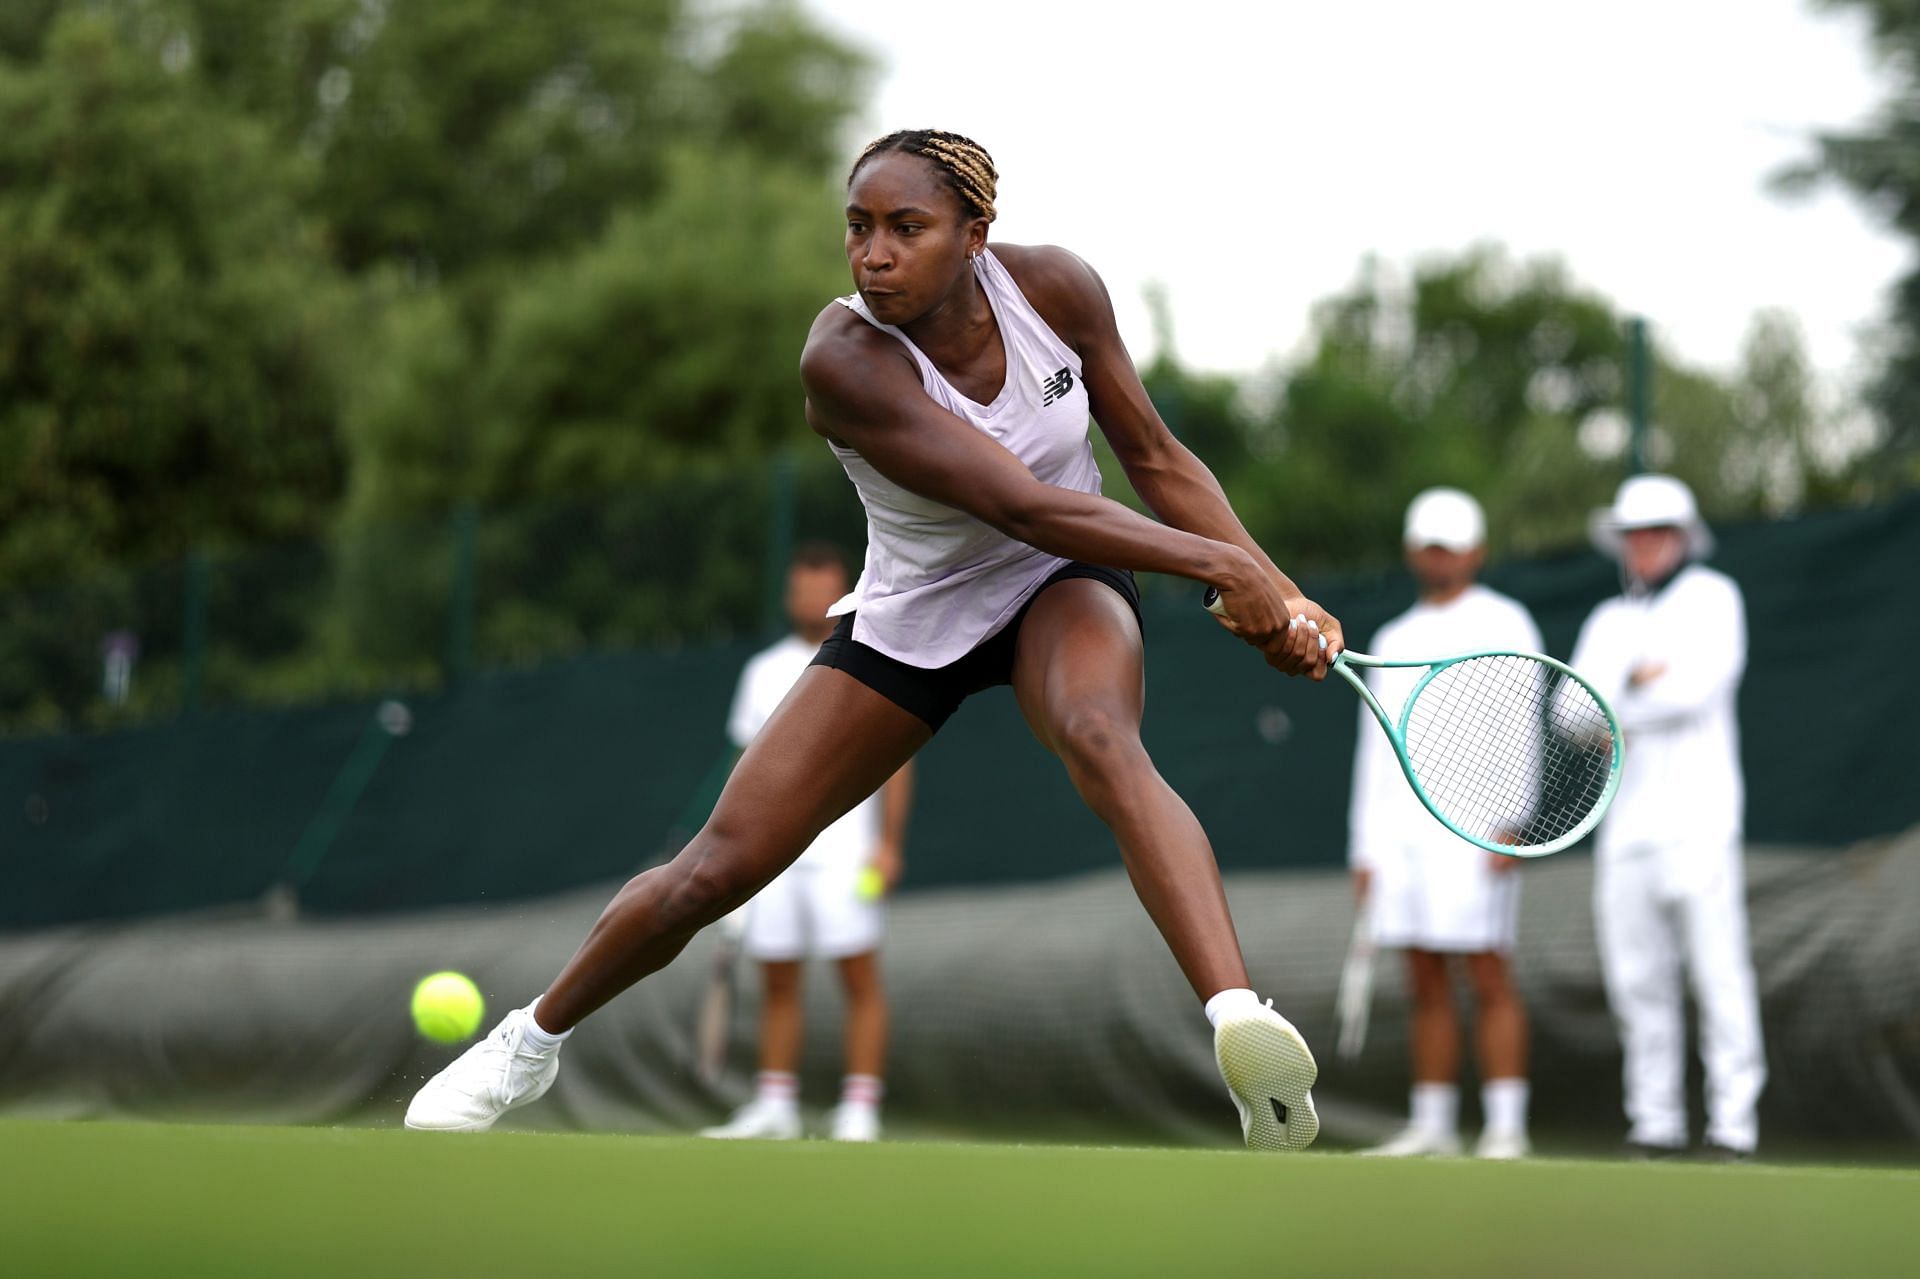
2;1120;1913;1277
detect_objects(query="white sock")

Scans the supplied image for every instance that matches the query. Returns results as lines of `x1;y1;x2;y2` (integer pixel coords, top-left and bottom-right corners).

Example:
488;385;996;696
1204;988;1263;1031
755;1070;800;1113
1411;1082;1459;1137
522;999;572;1051
839;1074;883;1114
1482;1078;1529;1136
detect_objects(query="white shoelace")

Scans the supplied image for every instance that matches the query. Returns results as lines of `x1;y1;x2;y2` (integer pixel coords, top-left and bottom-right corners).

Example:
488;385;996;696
475;1014;544;1106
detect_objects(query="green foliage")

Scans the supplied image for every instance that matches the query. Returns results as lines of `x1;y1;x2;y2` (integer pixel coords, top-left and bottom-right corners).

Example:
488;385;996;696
322;151;852;662
0;11;346;589
1217;249;1829;568
1786;0;1920;486
472;152;848;501
0;1;872;731
107;0;870;280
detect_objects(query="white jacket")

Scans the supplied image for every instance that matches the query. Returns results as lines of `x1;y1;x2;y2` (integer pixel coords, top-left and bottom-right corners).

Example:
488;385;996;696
1349;585;1543;872
1569;564;1746;860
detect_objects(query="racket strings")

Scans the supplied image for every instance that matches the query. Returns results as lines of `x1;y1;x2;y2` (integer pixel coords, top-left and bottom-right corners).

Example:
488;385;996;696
1401;655;1616;852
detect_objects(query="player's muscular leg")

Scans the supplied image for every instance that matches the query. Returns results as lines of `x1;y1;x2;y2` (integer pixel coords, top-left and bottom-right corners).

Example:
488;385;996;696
1466;951;1529;1080
758;960;805;1074
1407;949;1462;1084
1013;579;1250;1000
836;951;888;1078
537;669;930;1032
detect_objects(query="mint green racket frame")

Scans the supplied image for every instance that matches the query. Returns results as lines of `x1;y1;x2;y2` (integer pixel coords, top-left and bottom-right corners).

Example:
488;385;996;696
1332;647;1623;858
1203;588;1624;858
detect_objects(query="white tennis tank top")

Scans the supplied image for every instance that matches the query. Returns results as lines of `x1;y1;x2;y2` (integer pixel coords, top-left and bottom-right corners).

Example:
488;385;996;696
826;249;1101;668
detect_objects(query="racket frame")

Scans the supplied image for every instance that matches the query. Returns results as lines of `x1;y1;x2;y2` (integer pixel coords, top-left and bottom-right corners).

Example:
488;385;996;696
1336;648;1623;858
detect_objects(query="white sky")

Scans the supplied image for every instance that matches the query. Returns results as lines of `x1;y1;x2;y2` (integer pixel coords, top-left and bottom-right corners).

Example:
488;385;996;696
801;0;1908;392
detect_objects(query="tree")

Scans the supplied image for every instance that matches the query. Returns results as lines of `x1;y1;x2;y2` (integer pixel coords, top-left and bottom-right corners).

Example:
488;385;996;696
0;12;349;723
0;2;875;726
66;0;872;282
0;12;346;585
323;148;854;666
1225;249;1625;566
1215;248;1824;570
1782;0;1920;487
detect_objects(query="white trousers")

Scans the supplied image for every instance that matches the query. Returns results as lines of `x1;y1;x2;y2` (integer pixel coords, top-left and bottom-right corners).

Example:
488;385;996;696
1594;841;1766;1150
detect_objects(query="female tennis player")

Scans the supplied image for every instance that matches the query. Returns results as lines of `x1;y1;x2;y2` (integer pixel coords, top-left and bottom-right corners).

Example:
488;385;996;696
407;129;1345;1150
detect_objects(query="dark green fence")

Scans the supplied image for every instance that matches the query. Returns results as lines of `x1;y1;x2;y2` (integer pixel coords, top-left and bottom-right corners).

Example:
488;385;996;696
3;492;1916;928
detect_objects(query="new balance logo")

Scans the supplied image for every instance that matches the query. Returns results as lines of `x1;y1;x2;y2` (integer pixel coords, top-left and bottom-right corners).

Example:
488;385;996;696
1041;367;1074;406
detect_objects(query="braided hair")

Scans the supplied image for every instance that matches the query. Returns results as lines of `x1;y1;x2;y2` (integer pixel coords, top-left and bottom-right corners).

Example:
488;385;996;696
849;129;998;223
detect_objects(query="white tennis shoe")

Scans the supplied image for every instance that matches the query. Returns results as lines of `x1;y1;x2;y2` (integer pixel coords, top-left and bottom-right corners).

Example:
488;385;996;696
828;1103;882;1143
1474;1129;1532;1160
1213;1002;1320;1151
404;1005;561;1132
1361;1126;1464;1157
700;1098;803;1140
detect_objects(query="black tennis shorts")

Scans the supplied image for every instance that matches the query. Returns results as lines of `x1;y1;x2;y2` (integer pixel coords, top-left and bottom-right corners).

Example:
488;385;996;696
808;561;1142;732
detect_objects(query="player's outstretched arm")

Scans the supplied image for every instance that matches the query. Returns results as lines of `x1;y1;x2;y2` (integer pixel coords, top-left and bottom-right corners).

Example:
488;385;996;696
1001;245;1341;676
801;306;1321;676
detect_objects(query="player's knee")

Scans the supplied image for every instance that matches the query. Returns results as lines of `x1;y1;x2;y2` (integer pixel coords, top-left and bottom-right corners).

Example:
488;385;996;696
1052;705;1143;778
670;847;753;928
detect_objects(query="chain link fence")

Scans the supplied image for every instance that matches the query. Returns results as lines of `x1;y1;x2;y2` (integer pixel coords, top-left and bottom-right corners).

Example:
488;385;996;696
0;454;871;736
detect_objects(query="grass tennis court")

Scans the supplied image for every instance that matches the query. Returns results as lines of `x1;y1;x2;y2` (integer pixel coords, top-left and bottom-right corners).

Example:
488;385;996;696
3;1120;1911;1277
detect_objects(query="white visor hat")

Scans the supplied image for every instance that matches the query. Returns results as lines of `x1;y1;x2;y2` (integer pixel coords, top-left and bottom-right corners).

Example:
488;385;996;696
1403;487;1486;553
1588;473;1714;560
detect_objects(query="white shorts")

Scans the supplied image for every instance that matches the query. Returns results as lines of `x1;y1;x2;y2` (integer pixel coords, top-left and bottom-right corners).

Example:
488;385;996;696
741;863;884;962
1369;844;1519;953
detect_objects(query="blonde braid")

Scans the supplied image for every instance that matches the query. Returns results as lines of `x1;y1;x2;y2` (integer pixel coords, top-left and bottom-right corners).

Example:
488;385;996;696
850;129;999;223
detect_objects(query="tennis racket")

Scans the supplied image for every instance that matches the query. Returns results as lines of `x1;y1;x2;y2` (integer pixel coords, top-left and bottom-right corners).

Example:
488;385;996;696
1204;588;1623;858
1333;905;1375;1060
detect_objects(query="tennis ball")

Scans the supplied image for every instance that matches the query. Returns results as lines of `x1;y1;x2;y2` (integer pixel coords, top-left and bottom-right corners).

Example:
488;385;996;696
856;866;886;901
411;971;485;1043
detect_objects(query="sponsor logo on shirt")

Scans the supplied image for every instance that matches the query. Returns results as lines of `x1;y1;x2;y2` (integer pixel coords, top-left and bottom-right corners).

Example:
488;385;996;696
1041;367;1074;406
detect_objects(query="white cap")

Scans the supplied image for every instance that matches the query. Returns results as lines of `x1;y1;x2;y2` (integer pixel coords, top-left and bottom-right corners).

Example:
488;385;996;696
1588;473;1713;560
1403;487;1485;552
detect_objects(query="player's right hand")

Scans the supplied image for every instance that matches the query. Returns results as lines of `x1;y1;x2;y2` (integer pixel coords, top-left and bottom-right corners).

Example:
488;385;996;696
1210;575;1342;679
1281;595;1344;681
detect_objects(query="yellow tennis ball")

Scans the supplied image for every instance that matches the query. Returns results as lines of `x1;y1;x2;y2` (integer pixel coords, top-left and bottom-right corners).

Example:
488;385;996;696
411;971;485;1043
856;866;886;901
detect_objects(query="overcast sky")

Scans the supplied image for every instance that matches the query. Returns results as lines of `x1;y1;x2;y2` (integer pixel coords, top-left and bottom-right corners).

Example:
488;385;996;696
801;0;1907;393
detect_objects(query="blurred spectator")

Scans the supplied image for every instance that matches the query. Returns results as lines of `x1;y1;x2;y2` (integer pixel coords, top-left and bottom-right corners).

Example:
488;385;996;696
702;543;914;1143
1572;474;1764;1158
1351;489;1541;1159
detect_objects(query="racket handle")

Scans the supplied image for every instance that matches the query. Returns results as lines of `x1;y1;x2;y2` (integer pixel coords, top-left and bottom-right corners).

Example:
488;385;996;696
1200;587;1327;650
